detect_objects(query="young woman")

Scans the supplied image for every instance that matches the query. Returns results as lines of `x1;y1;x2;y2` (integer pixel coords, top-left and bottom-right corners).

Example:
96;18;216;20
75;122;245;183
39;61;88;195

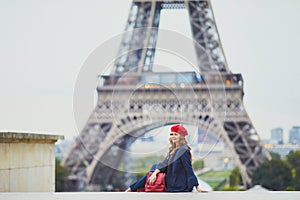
125;124;207;192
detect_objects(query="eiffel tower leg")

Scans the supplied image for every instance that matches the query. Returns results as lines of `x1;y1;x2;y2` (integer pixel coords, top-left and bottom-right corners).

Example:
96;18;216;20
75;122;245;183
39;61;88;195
213;83;271;188
61;121;113;191
223;118;270;188
113;1;161;74
186;0;229;73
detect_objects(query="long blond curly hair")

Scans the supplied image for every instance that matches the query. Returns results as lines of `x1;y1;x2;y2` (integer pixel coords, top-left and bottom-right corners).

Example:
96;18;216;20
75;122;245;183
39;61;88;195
167;135;192;159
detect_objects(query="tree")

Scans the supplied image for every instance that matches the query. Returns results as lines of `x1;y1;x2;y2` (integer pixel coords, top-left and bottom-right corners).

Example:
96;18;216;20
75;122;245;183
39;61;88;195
55;158;69;192
229;166;241;188
252;159;292;191
286;150;300;190
193;159;204;171
269;151;281;160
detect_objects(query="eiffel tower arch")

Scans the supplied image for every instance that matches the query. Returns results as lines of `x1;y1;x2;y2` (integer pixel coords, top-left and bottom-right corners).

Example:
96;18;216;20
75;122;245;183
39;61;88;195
62;0;270;191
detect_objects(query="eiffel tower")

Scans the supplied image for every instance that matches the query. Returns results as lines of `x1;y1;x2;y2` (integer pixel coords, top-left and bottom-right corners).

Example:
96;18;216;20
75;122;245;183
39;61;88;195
62;0;270;191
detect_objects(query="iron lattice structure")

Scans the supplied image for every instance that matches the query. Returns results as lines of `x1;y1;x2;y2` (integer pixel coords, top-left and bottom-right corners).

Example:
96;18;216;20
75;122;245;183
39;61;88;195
62;0;270;191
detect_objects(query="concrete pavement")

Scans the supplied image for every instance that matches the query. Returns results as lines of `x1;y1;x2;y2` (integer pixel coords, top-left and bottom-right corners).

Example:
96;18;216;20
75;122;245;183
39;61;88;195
1;191;300;200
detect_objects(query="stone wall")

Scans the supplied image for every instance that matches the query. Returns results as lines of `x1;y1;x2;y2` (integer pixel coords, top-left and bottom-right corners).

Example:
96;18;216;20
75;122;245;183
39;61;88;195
0;132;64;192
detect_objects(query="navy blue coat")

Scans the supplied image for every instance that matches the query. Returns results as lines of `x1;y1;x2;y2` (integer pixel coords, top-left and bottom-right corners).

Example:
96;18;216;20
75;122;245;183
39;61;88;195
156;145;199;192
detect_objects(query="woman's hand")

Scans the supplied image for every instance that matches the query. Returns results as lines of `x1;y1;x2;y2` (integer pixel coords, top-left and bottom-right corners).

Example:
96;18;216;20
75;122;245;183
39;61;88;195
148;169;160;185
195;185;208;192
148;173;157;185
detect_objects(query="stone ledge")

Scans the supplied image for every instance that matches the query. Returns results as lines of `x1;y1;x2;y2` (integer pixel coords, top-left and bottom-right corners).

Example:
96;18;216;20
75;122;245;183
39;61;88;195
0;132;64;143
1;192;300;200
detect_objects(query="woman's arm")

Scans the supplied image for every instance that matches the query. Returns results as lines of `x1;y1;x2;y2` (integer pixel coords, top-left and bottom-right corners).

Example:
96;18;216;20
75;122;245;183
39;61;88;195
156;156;168;172
148;155;167;185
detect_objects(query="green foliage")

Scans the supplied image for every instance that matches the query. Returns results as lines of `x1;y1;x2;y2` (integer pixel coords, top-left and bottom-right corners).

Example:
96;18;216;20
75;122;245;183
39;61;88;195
207;181;223;189
192;159;204;171
252;159;292;191
55;158;69;192
286;186;295;191
130;155;165;173
269;151;281;160
200;170;231;178
221;186;237;191
229;166;241;187
286;150;300;190
214;178;227;191
286;150;300;168
200;170;231;191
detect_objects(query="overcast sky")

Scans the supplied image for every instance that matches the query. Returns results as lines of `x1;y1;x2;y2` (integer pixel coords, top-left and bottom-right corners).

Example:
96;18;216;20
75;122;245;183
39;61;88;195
1;0;300;142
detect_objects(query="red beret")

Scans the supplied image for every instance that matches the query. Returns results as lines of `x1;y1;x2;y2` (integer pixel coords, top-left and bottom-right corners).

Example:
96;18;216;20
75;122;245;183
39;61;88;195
170;125;188;137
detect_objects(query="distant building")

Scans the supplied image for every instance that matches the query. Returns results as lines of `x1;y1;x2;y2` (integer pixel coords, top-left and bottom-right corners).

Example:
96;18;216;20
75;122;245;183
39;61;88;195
270;128;283;144
264;143;300;159
289;126;300;144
